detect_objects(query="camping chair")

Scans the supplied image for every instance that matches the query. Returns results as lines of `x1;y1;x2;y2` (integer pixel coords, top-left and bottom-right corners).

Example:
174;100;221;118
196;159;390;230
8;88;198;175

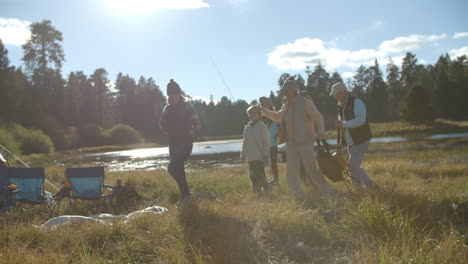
0;169;19;212
66;167;114;213
3;167;57;216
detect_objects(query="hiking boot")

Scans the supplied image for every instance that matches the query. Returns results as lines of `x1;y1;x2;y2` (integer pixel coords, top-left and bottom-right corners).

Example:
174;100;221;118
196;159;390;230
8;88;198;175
175;195;191;205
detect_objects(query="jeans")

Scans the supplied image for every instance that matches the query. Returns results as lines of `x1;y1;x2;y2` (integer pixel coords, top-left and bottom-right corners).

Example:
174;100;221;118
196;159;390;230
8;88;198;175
270;146;279;182
168;142;193;198
248;160;269;194
348;142;375;188
286;141;335;197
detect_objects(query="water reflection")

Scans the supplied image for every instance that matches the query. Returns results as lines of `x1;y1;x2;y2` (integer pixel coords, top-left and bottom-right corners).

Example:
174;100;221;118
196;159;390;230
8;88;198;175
92;139;243;159
56;133;468;171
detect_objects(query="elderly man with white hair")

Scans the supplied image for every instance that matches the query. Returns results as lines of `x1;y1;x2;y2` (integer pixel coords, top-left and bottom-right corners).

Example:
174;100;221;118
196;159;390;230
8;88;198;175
330;82;376;189
260;77;336;198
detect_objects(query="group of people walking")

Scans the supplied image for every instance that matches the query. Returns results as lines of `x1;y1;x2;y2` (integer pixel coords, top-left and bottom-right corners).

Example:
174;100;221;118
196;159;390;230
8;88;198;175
159;77;376;203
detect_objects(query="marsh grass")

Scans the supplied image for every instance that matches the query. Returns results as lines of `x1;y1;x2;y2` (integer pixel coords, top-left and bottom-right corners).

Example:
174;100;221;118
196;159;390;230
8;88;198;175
324;118;468;139
1;139;467;263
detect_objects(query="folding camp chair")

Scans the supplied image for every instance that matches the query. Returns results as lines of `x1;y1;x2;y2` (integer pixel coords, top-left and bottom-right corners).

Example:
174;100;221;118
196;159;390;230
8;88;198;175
2;167;57;216
0;169;19;212
66;167;114;213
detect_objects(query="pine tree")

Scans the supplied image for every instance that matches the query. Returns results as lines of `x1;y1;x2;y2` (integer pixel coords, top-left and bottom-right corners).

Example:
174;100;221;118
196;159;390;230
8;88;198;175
433;55;450;118
367;60;389;121
22;20;65;73
447;55;468;120
401;52;418;95
386;57;402;120
352;65;368;99
400;84;434;124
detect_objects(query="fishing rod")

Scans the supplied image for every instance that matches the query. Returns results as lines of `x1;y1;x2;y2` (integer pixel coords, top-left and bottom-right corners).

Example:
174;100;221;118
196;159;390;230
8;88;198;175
209;56;237;103
209;56;271;157
0;143;60;191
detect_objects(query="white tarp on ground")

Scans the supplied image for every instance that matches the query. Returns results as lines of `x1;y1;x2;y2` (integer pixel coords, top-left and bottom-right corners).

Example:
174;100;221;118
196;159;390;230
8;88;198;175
39;206;168;229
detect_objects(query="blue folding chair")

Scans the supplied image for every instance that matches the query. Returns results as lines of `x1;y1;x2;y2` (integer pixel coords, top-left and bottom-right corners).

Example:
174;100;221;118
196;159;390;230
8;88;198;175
66;167;114;212
2;167;55;215
7;167;49;202
0;169;19;212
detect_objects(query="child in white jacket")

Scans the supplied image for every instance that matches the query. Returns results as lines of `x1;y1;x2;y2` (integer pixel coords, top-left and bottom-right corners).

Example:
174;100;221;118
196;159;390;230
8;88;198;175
241;105;271;195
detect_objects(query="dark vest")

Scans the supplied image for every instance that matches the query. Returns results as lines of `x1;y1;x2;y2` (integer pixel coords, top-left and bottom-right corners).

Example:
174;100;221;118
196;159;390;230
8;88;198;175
337;94;372;145
165;102;193;145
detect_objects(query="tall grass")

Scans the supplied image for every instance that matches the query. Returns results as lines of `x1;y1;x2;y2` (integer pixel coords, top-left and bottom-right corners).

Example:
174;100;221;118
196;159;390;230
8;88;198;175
0;140;467;263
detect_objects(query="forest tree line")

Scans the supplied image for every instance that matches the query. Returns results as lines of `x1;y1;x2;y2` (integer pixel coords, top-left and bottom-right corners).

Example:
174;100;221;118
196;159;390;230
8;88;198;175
0;20;467;153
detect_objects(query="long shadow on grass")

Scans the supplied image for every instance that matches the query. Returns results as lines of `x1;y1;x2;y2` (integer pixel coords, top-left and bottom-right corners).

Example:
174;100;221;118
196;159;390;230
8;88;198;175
344;186;467;238
178;201;267;264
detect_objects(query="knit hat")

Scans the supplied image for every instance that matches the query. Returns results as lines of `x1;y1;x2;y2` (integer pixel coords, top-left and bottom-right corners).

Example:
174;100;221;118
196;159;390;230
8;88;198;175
329;82;348;96
167;79;181;95
280;77;299;93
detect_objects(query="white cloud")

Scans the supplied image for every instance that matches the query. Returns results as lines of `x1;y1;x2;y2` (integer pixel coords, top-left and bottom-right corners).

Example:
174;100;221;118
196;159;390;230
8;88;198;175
427;34;446;41
268;33;447;71
191;95;215;104
342;72;354;79
267;38;326;70
379;34;446;53
453;32;468;39
0;17;31;46
268;38;387;70
449;46;468;58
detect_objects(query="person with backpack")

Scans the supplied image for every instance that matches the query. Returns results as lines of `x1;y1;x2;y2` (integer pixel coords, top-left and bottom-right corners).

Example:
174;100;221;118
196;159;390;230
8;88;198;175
260;77;336;199
159;79;201;203
330;82;376;189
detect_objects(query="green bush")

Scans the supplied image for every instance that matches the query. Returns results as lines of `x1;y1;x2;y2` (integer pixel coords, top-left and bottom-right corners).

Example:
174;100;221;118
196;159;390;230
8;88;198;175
3;123;54;155
7;123;30;141
0;128;22;155
20;129;54;155
102;124;144;146
79;124;103;147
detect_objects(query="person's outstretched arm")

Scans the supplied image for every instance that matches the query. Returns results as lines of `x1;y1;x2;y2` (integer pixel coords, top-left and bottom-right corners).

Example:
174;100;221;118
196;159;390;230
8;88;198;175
261;106;284;123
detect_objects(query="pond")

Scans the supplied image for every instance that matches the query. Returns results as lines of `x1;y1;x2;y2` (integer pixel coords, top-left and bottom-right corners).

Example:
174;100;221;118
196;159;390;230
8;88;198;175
54;132;468;171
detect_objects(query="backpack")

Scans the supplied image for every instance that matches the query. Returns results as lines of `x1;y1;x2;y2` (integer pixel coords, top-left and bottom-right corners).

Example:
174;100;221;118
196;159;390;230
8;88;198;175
316;139;346;182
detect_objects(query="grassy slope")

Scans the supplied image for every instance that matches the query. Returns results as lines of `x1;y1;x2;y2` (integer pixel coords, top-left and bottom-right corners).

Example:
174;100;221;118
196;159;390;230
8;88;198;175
1;139;467;263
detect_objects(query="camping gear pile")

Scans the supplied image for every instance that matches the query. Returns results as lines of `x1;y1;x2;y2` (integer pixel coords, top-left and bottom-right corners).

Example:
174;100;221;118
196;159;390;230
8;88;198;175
39;205;168;229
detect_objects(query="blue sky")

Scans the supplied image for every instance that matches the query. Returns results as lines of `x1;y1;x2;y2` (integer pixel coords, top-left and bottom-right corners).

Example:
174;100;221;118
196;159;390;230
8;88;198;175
0;0;467;102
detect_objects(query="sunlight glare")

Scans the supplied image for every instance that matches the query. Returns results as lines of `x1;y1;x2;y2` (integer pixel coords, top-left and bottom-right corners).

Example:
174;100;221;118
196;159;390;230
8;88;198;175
105;0;209;15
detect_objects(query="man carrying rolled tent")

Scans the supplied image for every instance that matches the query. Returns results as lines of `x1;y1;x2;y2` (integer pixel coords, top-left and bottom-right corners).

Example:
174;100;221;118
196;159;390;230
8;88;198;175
330;82;376;189
259;77;336;198
159;79;201;204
